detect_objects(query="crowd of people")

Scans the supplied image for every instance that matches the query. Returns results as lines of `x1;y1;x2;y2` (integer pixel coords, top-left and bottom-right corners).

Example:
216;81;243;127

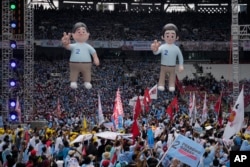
32;8;249;41
0;57;250;167
0;4;250;167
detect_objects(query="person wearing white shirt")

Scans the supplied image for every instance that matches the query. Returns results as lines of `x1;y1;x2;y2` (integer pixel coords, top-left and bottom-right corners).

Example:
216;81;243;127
55;132;64;153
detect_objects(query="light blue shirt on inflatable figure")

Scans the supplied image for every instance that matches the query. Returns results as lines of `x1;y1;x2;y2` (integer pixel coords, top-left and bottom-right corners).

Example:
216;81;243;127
69;43;96;62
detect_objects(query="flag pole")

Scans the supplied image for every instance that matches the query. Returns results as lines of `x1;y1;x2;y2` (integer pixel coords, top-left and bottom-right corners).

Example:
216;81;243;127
156;139;175;167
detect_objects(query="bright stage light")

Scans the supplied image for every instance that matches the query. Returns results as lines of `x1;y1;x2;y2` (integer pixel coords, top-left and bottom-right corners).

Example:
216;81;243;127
10;40;17;49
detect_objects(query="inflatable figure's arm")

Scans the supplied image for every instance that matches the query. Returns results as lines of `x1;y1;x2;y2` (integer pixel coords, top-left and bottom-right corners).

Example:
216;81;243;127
61;32;71;50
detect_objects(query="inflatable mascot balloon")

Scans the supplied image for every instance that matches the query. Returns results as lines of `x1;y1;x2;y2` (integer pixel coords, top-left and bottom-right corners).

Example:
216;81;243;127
151;23;184;92
61;22;100;89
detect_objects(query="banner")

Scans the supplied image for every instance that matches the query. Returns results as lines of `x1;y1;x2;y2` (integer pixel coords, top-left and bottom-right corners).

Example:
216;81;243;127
0;38;249;51
1;38;249;51
167;134;205;167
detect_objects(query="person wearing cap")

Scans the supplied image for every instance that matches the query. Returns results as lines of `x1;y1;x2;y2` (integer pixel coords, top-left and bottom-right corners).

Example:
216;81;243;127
61;22;100;89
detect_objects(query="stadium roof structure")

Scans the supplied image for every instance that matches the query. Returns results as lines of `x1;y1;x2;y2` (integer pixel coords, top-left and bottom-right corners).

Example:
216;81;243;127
29;0;249;12
53;0;248;3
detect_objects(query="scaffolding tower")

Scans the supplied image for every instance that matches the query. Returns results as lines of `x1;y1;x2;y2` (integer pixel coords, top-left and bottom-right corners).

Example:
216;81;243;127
1;0;14;124
23;1;34;121
231;0;250;102
1;0;34;124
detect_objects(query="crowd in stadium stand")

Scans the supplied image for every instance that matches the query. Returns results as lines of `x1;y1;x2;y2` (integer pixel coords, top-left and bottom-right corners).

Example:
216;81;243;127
33;8;245;41
1;7;250;167
0;57;250;167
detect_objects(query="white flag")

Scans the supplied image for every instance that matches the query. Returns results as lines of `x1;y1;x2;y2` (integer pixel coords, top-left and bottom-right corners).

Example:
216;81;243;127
189;93;195;117
98;93;105;126
223;88;244;140
201;93;208;124
15;96;21;123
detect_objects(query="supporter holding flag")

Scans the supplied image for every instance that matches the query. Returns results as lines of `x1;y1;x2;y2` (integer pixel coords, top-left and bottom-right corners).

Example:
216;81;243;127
223;87;245;140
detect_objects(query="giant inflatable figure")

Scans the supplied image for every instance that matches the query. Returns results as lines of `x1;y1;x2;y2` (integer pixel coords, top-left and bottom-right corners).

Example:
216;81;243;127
61;22;100;89
151;23;184;92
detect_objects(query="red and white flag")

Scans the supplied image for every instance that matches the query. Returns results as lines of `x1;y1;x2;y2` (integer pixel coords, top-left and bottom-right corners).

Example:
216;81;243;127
149;84;158;99
15;97;21;123
129;85;157;107
112;88;124;129
115;88;124;117
98;93;105;126
223;88;245;140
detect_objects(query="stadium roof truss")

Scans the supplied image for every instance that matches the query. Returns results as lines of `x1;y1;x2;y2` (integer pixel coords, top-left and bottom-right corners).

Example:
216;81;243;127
239;25;250;40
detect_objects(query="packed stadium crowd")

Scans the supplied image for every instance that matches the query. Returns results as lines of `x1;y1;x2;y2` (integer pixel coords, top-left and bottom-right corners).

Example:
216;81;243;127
0;57;250;167
0;4;250;167
33;8;249;41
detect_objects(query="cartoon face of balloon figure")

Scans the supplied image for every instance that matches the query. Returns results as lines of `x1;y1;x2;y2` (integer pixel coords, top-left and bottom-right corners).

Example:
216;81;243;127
61;22;100;89
151;23;184;92
72;24;89;43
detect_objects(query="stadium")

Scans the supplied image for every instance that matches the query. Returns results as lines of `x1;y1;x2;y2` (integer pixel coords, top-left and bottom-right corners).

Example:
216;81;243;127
0;0;250;167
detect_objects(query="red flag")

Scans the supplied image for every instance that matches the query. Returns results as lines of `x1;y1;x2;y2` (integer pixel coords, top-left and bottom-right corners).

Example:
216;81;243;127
143;88;151;112
166;105;173;121
111;152;118;164
171;96;178;112
131;120;140;143
15;97;21;123
134;96;142;120
214;92;222;113
215;92;223;127
82;147;87;156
